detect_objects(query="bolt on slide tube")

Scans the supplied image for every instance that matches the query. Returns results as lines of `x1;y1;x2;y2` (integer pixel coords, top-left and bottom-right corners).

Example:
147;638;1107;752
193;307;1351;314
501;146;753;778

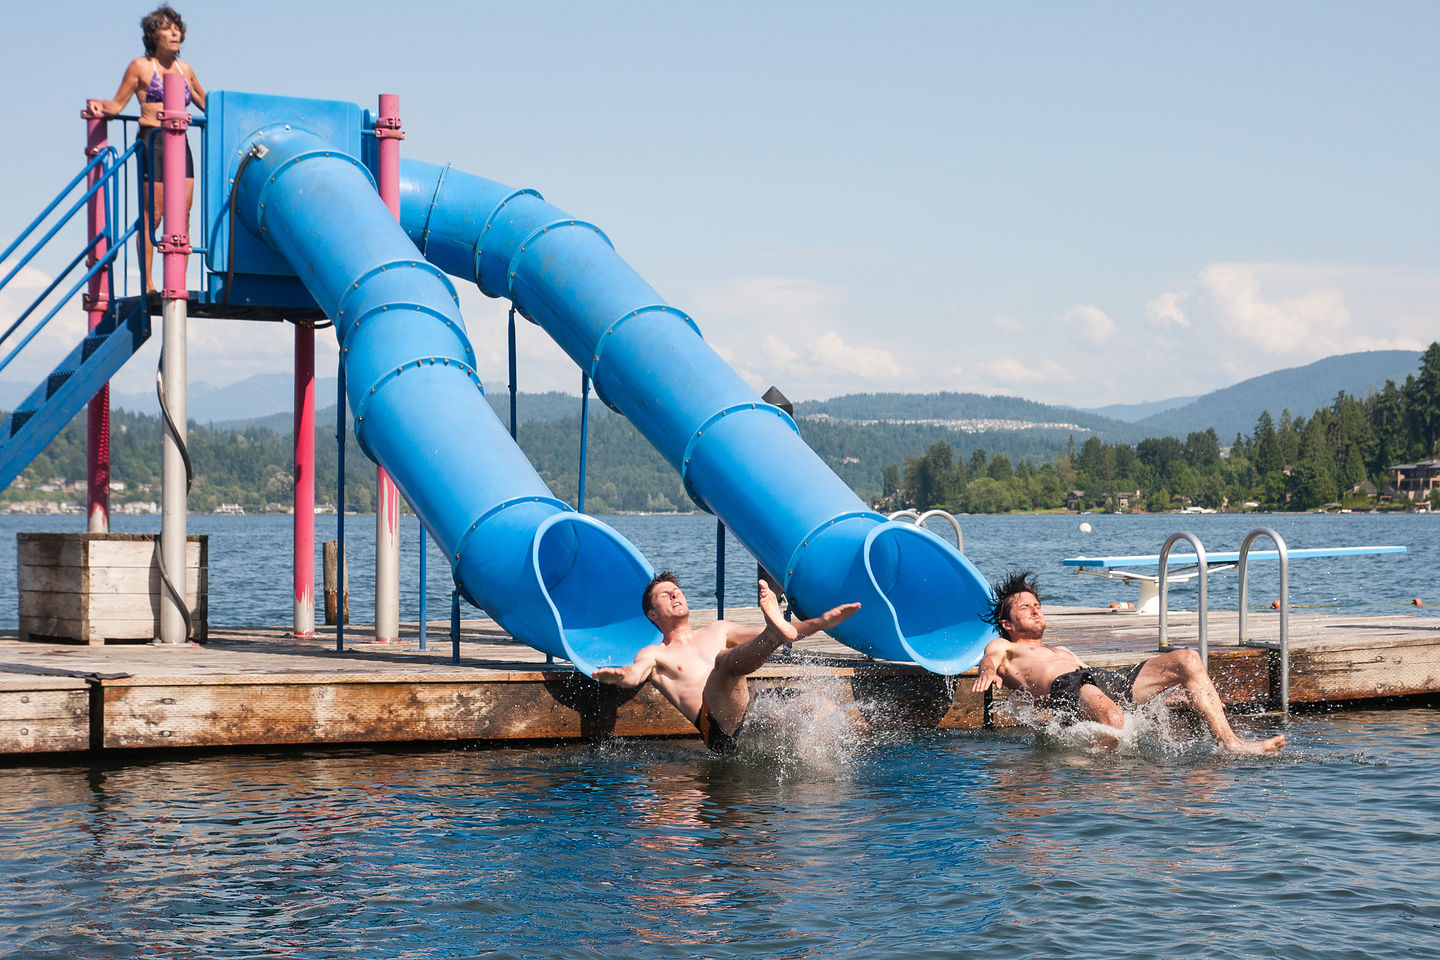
230;127;656;673
398;161;995;673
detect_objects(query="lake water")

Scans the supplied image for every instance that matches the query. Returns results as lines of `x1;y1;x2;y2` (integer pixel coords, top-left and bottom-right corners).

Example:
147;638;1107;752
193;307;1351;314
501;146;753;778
2;512;1437;958
2;707;1437;959
0;509;1434;627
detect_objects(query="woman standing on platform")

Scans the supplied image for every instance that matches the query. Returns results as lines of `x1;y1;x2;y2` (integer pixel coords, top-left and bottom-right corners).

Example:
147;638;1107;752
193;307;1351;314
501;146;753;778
83;6;206;294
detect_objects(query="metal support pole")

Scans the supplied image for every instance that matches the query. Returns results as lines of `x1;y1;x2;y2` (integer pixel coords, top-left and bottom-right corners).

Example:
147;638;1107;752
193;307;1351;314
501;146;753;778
450;589;461;665
507;307;518;439
419;526;428;651
293;324;316;637
578;372;590;512
716;518;726;620
157;72;191;645
83;114;111;534
336;363;347;652
373;93;404;643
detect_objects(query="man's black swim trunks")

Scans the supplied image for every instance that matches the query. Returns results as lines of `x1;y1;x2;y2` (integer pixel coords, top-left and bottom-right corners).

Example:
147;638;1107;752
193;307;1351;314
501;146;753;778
1045;663;1146;719
695;698;743;755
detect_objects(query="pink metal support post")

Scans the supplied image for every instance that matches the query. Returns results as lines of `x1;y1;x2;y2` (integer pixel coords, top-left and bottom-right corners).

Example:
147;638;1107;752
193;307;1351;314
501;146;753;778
83;115;111;533
373;93;404;642
157;72;191;644
294;327;316;637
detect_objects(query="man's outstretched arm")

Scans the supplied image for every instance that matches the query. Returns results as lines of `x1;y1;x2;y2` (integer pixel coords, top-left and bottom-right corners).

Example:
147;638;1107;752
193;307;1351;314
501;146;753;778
593;648;660;688
971;639;1008;694
788;595;862;640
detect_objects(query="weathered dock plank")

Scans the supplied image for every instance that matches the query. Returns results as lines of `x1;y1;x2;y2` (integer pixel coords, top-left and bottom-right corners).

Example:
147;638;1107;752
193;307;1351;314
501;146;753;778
0;674;91;754
0;604;1436;758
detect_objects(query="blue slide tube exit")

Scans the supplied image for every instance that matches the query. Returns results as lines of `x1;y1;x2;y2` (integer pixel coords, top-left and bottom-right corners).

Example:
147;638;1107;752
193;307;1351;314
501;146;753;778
229;127;657;674
399;162;996;674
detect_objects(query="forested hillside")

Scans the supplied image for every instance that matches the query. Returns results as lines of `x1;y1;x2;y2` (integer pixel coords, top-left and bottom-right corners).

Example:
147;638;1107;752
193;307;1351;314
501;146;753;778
8;347;1438;516
884;345;1440;515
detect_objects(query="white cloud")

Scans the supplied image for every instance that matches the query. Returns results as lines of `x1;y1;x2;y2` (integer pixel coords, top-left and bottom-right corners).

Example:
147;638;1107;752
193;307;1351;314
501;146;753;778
0;265;89;370
1197;263;1351;354
1060;303;1117;342
1144;291;1190;328
993;315;1021;332
985;355;1079;387
811;330;902;379
695;275;840;331
688;274;906;396
760;333;799;367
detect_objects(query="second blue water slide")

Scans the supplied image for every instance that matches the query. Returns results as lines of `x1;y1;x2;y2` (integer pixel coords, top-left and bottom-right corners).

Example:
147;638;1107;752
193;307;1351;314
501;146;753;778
399;162;996;674
230;127;658;674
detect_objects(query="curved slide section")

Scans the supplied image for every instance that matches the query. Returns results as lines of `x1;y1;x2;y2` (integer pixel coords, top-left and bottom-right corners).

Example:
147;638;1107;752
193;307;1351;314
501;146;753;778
399;162;995;674
230;128;657;674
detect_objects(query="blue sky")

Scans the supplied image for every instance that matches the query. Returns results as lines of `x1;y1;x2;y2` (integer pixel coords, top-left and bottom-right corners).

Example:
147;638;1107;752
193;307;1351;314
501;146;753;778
4;1;1437;408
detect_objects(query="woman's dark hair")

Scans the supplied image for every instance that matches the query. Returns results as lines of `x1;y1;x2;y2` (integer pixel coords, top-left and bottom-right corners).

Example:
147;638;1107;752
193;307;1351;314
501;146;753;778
641;571;680;616
141;6;186;57
981;569;1040;638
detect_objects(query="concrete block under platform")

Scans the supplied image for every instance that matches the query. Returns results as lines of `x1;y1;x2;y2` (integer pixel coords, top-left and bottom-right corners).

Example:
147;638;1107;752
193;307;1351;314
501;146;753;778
18;533;208;644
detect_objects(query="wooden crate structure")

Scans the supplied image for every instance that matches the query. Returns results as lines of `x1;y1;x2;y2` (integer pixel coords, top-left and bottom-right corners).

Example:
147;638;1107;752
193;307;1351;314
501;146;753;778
18;532;208;644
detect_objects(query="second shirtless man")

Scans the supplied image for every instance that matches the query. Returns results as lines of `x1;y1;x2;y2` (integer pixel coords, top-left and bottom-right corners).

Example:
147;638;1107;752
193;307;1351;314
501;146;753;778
595;572;860;753
972;570;1284;753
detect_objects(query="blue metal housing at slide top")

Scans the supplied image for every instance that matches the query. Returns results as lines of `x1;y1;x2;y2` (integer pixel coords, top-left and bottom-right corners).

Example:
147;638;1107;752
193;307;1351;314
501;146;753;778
220;112;657;674
399;162;996;674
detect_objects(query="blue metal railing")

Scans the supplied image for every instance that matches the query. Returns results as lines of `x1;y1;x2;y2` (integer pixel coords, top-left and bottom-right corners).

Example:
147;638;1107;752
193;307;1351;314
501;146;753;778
0;111;204;494
0;143;129;384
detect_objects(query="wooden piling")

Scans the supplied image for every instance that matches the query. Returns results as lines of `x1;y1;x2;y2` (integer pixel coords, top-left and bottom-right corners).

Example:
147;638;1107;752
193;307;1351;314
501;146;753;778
322;540;349;625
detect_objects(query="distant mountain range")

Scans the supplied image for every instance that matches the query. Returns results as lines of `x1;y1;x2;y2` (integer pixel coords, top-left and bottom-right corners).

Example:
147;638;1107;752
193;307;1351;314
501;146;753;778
0;373;342;426
796;350;1420;445
0;349;1421;448
1107;350;1420;441
1084;395;1200;423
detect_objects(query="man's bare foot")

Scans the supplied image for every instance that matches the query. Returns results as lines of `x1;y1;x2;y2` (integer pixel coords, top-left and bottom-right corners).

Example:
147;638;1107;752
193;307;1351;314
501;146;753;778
1223;733;1286;754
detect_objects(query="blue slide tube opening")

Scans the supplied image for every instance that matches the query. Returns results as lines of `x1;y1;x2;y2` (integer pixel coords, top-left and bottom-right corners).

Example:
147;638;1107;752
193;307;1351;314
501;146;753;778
785;518;995;674
537;514;660;674
399;159;998;674
225;119;658;674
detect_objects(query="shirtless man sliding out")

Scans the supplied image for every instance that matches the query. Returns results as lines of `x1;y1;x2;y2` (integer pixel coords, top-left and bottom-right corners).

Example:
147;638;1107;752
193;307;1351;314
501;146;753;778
972;570;1285;754
594;572;860;753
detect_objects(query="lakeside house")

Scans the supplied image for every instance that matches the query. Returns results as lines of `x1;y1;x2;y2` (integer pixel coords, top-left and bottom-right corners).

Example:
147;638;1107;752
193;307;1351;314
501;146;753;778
1389;458;1440;502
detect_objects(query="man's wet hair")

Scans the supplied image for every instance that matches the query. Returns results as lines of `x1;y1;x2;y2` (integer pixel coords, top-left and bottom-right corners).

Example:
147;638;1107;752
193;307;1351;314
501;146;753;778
982;569;1041;638
641;571;679;616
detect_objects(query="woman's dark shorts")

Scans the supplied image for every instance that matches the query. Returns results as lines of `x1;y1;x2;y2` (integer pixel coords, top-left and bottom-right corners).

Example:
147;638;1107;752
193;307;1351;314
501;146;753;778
143;127;195;183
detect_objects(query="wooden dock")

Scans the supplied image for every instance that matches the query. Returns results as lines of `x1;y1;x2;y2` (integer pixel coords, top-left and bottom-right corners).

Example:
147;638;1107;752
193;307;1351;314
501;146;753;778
2;605;1438;758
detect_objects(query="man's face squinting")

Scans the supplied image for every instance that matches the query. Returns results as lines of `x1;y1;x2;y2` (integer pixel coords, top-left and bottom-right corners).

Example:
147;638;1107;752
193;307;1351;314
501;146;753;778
1002;592;1046;640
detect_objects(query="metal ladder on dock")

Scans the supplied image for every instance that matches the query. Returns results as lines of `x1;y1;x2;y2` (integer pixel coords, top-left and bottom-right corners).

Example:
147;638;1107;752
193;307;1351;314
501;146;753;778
1155;527;1292;715
888;509;964;552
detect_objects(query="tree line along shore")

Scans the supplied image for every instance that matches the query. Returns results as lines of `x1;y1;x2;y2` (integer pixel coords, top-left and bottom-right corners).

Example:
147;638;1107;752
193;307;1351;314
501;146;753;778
5;344;1438;517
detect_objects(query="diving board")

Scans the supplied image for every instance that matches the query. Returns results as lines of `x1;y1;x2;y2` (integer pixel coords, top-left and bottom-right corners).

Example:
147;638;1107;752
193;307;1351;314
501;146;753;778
1062;545;1408;614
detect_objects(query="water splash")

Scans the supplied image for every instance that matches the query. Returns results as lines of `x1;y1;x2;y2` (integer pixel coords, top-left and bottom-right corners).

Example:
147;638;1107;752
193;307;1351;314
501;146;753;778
992;687;1219;759
722;659;870;779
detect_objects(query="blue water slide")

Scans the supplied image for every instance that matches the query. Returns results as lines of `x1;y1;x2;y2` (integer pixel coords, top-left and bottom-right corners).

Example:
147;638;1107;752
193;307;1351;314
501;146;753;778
228;127;657;674
398;162;996;674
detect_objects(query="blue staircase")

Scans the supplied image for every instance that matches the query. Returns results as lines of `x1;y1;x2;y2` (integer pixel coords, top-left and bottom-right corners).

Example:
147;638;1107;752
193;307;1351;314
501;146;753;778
0;135;152;493
0;300;150;490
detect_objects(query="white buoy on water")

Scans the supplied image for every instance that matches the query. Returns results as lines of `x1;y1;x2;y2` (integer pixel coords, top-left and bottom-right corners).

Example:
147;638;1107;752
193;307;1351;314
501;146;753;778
1079;522;1092;533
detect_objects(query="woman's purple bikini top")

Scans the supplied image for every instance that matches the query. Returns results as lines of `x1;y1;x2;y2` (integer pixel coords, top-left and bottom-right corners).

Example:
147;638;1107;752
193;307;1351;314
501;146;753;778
144;59;192;105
